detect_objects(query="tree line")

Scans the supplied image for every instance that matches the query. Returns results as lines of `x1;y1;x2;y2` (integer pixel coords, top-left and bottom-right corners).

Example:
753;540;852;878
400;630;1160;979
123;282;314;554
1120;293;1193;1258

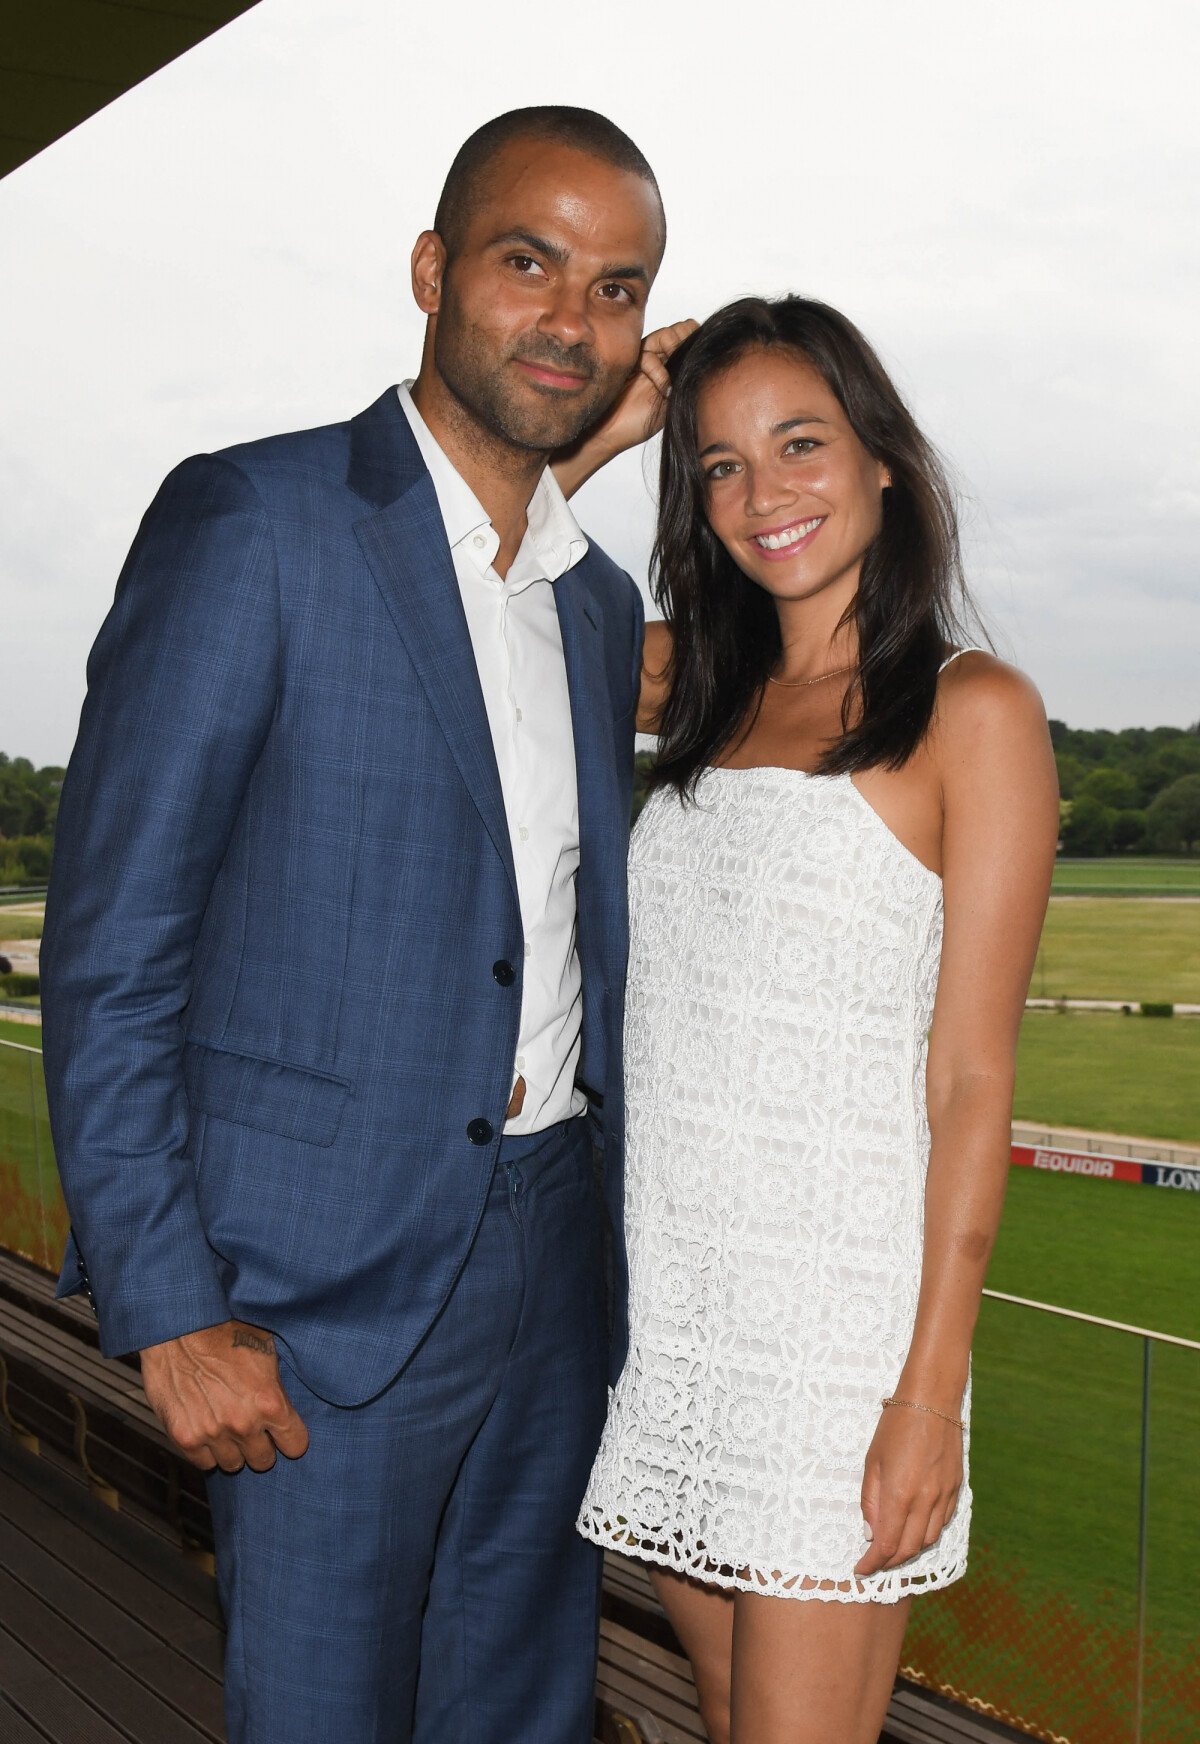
3;723;1199;883
0;754;61;883
637;725;1200;855
1050;722;1200;855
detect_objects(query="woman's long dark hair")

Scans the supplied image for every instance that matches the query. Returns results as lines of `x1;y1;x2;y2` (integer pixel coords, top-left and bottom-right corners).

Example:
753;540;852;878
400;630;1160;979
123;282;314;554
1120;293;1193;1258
651;296;982;794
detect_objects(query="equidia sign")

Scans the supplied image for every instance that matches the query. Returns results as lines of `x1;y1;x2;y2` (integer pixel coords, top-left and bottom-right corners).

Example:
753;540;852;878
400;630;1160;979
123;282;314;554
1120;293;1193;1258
1011;1144;1200;1190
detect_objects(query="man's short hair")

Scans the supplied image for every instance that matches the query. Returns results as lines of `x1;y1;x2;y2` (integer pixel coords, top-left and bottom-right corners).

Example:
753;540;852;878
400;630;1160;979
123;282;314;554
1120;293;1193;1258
434;106;664;259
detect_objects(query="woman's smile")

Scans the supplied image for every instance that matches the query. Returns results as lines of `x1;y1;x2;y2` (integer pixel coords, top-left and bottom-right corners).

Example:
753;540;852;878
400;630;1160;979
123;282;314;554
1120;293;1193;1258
749;514;826;558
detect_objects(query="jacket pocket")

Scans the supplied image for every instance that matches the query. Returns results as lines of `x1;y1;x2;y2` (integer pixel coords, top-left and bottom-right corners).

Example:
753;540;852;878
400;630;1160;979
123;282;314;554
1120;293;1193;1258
182;1039;352;1147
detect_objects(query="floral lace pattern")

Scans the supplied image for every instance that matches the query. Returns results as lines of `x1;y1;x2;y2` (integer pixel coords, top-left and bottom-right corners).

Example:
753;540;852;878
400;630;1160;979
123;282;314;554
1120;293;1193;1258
578;767;971;1602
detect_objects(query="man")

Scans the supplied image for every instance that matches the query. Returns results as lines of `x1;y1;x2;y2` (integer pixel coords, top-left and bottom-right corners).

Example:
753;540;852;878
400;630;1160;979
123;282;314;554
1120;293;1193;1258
41;107;669;1743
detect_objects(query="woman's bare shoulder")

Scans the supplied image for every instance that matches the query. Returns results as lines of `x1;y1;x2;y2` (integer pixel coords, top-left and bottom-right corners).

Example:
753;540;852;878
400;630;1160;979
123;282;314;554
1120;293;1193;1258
934;650;1053;778
938;650;1045;726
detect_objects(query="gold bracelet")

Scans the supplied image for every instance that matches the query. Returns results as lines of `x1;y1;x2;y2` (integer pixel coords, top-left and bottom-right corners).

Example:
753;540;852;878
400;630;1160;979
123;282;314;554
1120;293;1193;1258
881;1395;966;1432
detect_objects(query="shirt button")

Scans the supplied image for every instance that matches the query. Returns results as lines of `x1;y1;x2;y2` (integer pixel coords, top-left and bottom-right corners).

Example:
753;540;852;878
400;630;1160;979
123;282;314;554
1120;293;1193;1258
519;826;529;841
467;1118;494;1146
515;708;523;722
516;1055;526;1071
524;943;532;958
473;534;486;549
492;959;516;986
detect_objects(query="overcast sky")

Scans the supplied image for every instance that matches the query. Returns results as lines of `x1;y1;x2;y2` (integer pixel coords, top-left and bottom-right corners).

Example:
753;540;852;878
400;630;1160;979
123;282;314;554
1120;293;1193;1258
2;0;1197;767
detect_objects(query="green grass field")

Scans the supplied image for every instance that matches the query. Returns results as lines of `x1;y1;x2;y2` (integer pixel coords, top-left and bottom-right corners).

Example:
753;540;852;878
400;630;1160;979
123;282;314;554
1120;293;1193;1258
1052;856;1200;895
989;1164;1200;1337
1033;899;1200;1005
0;914;43;942
1015;1009;1200;1143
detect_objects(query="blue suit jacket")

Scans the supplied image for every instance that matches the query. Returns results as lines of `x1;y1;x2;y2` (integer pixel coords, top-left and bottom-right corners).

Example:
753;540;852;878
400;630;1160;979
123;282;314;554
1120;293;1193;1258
40;387;642;1405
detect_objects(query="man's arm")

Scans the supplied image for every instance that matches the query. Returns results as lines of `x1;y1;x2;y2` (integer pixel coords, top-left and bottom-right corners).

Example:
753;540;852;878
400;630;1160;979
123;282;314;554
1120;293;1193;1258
41;453;280;1358
43;452;311;1471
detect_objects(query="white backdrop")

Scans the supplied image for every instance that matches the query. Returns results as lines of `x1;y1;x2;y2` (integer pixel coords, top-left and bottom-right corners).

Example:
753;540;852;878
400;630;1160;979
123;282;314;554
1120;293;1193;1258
2;0;1197;763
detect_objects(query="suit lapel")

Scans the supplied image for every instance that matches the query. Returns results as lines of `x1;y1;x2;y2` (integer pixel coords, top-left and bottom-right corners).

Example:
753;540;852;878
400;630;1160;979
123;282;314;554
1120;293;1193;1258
348;390;625;928
556;567;622;969
350;393;516;898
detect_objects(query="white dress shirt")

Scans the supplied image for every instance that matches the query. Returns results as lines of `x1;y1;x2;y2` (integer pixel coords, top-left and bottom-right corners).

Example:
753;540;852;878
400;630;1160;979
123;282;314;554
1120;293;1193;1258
398;382;589;1134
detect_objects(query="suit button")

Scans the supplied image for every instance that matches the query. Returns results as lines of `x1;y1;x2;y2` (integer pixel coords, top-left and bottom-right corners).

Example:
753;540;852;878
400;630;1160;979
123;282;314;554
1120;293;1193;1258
492;959;516;986
467;1118;494;1145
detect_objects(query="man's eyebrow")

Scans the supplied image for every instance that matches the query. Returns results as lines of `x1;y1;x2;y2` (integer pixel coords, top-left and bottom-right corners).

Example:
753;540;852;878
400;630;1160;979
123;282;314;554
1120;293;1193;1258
485;228;649;287
487;228;568;265
596;261;650;287
698;416;830;459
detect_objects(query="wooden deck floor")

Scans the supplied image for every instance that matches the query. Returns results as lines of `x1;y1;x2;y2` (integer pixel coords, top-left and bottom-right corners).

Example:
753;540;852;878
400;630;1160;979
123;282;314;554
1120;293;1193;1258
0;1434;224;1743
0;1240;1017;1744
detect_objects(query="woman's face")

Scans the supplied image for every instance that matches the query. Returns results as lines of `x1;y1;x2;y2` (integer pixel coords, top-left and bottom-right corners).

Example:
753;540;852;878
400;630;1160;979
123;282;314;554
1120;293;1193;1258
695;345;891;607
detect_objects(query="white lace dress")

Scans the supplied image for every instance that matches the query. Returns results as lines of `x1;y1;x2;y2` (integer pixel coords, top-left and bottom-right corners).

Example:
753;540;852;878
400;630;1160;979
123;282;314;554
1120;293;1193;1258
578;765;971;1601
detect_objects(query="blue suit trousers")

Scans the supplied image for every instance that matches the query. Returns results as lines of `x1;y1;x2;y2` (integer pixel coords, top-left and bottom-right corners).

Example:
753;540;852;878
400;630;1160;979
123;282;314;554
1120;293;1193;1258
206;1117;608;1743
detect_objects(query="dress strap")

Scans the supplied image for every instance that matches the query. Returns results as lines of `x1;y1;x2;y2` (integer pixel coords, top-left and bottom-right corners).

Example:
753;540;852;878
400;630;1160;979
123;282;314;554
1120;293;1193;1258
939;646;984;673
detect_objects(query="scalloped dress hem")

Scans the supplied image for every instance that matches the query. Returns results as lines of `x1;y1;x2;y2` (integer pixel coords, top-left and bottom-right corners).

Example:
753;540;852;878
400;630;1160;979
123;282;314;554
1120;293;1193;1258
576;1506;969;1605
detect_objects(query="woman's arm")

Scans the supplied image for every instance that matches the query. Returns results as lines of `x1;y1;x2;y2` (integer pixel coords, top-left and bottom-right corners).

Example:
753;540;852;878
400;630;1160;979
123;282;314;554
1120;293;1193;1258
551;322;694;736
856;654;1059;1577
552;320;697;499
637;619;674;735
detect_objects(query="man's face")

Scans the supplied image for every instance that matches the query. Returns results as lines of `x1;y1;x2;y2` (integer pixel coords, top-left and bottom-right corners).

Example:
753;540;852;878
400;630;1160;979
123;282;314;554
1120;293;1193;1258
428;139;664;453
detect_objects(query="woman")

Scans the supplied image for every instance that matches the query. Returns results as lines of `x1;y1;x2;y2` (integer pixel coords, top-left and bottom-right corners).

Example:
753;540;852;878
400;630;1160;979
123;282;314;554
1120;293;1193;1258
563;297;1059;1744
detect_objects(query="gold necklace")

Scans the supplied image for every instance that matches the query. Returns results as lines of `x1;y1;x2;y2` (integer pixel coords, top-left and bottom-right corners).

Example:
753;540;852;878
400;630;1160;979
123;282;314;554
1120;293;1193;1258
767;662;855;689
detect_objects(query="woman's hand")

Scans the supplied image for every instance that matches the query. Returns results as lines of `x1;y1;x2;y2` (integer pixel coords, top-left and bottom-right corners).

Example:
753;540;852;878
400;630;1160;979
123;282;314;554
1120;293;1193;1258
600;318;699;455
553;319;698;498
854;1403;964;1578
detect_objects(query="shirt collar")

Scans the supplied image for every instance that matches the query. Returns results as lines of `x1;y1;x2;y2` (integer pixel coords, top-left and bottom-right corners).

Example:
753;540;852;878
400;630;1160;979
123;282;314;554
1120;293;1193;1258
397;382;490;550
398;382;588;583
523;465;590;584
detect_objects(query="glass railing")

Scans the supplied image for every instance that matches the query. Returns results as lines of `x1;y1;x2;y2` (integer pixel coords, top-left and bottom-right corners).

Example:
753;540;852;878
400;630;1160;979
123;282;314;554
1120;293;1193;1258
0;1033;64;1272
2;1034;1196;1742
901;1291;1200;1744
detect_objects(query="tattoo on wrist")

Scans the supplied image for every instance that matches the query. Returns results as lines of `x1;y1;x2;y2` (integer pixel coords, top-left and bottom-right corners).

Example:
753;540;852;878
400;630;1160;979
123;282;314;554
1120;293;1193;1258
232;1329;273;1356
